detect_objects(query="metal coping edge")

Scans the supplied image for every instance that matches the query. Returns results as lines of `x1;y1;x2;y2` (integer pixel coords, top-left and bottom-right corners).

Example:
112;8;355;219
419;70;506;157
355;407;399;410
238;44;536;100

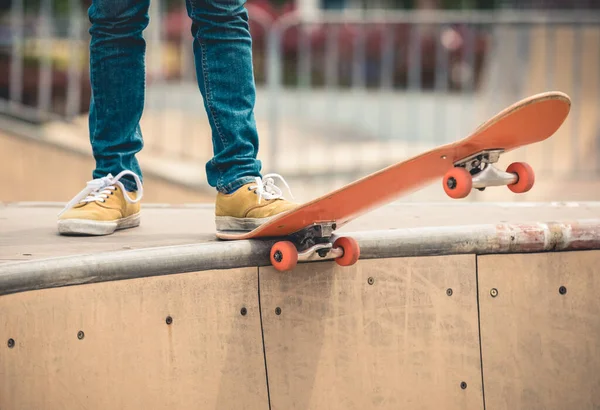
1;219;599;297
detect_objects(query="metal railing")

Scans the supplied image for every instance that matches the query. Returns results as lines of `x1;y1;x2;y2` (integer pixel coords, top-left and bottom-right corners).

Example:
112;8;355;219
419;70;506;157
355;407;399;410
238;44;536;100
260;10;600;183
1;3;600;197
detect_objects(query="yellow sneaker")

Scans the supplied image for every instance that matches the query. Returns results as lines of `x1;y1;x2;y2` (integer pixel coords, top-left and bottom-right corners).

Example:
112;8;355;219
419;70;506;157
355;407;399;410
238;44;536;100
57;170;143;236
215;174;297;232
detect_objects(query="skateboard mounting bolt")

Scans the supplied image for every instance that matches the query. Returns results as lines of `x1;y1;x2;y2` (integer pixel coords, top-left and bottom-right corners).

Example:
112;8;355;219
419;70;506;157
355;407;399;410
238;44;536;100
275;307;282;315
461;381;467;390
7;338;15;349
166;316;173;325
490;288;498;298
559;286;567;295
446;288;453;296
240;307;248;316
367;277;375;285
77;331;85;340
273;251;283;263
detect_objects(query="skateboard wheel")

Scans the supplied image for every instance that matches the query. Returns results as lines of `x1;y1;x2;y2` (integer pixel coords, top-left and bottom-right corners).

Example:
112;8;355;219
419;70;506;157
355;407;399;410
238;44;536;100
506;162;535;193
270;241;298;271
443;167;472;199
333;237;360;267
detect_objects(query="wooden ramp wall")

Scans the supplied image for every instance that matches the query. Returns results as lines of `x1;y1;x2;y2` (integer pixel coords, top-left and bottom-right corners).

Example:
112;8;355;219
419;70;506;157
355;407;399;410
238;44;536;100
1;250;599;409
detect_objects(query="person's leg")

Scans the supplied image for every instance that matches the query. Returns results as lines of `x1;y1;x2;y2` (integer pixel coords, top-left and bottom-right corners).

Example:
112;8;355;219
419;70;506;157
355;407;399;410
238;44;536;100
185;0;262;193
185;0;297;232
57;0;148;235
88;0;149;191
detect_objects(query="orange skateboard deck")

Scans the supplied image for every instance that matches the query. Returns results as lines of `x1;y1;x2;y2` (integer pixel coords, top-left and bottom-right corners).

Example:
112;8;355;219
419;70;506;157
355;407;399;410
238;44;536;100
217;91;571;271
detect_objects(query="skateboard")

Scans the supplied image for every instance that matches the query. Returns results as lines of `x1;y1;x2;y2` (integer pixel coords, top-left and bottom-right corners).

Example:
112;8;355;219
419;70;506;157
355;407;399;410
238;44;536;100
217;91;572;271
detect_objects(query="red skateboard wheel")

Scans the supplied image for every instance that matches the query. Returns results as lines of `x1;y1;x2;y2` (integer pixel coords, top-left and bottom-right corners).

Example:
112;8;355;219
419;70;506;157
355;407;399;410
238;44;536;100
506;162;535;193
443;167;472;199
333;237;360;267
270;241;298;271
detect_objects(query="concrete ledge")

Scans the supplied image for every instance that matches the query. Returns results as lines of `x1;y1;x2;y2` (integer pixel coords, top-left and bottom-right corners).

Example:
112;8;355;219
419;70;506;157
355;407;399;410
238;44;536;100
1;219;599;297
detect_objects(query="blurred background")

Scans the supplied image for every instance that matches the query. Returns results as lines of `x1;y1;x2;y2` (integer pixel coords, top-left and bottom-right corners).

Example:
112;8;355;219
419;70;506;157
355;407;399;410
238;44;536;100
1;0;599;204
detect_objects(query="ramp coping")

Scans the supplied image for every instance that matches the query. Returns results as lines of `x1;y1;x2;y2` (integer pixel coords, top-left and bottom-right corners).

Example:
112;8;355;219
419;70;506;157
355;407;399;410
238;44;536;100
1;219;599;296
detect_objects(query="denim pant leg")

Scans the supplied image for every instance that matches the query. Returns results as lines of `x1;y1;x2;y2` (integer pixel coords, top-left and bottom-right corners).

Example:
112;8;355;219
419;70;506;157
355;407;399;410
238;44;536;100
185;0;263;194
87;0;149;192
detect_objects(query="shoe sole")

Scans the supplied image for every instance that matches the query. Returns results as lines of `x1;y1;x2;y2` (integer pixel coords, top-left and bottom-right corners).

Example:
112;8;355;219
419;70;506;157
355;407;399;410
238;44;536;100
215;215;274;233
58;213;141;236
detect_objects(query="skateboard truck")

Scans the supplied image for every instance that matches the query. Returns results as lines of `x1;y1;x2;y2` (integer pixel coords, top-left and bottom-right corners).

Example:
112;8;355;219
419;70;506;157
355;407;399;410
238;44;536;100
443;149;535;199
269;222;360;272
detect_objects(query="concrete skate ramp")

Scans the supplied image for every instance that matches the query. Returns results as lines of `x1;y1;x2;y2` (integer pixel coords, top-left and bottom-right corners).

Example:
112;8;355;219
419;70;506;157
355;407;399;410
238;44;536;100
0;120;213;204
521;26;599;176
1;204;600;409
479;26;600;179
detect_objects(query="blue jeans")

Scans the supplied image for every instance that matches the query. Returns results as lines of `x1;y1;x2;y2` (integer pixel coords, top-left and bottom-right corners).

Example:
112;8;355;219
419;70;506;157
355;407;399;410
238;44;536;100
87;0;262;193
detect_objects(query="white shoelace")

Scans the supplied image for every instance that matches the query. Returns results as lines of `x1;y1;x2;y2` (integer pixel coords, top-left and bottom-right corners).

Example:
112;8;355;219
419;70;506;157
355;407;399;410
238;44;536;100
249;173;293;204
58;170;144;217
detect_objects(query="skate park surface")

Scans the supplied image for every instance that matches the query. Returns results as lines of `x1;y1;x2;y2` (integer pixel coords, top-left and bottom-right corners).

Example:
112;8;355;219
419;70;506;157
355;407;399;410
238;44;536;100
1;200;600;410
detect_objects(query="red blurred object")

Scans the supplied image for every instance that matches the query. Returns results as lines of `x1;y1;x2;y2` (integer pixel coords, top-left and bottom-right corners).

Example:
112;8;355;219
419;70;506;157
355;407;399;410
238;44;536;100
145;0;490;90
